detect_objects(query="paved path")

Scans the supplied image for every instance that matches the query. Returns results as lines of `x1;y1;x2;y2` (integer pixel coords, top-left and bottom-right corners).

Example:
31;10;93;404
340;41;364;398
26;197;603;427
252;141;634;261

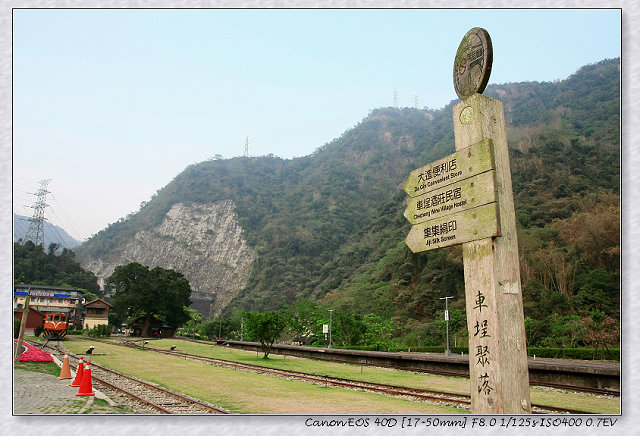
13;369;94;414
13;354;120;415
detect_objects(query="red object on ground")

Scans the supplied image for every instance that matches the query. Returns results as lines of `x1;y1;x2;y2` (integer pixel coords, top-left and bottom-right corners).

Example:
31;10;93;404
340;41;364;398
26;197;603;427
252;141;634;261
69;356;84;387
14;340;53;363
75;361;94;396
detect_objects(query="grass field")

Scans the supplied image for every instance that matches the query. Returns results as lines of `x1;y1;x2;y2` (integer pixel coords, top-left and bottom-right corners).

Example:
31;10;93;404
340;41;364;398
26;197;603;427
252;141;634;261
61;337;619;414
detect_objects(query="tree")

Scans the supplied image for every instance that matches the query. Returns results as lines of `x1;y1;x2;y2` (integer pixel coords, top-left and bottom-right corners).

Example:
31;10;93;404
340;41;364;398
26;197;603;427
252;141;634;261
243;310;291;358
109;262;192;336
581;310;620;358
183;307;203;338
363;314;397;351
331;311;366;347
433;308;467;348
288;299;323;344
197;321;219;340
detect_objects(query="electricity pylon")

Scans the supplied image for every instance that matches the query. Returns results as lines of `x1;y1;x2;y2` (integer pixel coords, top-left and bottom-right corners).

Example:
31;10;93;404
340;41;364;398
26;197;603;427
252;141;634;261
24;179;52;247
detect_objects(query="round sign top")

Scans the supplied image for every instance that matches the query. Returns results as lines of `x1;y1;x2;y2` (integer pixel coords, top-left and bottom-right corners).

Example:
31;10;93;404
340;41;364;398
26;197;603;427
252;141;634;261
453;27;493;100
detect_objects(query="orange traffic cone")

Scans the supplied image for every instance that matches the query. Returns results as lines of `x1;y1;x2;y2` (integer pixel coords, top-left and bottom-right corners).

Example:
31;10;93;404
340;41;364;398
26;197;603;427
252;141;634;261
69;356;84;387
76;361;94;396
59;354;72;379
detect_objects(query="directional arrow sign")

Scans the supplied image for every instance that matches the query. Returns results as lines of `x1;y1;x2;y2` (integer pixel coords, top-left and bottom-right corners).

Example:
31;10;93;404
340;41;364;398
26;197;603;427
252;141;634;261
404;170;497;225
405;203;500;253
403;139;494;198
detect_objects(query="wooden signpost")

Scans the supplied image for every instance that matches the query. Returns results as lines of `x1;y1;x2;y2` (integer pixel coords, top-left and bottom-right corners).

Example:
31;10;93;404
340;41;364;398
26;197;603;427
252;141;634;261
403;27;531;414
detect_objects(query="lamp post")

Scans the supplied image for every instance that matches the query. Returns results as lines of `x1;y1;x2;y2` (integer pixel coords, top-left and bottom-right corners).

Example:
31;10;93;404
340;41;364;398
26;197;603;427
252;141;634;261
439;296;455;356
328;310;335;349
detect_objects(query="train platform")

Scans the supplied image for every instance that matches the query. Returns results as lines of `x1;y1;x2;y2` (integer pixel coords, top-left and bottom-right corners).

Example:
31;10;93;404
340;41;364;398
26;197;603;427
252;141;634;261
12;355;118;415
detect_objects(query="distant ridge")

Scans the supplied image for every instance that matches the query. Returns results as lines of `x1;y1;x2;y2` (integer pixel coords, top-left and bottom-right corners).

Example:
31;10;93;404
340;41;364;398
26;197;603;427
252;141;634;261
13;213;81;249
73;58;620;320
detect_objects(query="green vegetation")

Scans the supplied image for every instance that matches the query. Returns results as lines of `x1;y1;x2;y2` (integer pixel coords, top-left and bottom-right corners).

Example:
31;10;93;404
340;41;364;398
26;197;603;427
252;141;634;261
62;337;467;414
13;361;61;377
243;309;291;358
86;324;112;338
108;262;192;335
13;240;101;296
62;337;620;414
73;59;619;354
66;339;620;414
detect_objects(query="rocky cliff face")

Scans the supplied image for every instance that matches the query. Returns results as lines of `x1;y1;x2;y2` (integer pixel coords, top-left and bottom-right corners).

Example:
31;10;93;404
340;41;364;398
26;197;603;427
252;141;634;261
81;200;255;318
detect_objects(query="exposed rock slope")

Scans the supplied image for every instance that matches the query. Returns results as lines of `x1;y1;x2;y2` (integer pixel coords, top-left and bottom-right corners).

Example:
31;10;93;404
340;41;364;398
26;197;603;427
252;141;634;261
81;200;255;318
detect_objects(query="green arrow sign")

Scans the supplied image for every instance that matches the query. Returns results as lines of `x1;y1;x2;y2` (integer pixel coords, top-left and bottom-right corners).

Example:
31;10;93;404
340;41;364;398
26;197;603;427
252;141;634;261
403;139;494;198
405;203;500;253
404;170;497;225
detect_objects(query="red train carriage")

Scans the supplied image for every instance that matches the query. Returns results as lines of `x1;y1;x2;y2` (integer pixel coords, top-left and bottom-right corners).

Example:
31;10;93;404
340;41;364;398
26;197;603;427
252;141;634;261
43;312;68;339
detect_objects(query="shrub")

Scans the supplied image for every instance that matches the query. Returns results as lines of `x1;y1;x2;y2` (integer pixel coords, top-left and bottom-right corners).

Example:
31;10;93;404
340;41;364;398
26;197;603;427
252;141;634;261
528;346;619;361
66;329;84;335
87;324;112;338
33;325;44;337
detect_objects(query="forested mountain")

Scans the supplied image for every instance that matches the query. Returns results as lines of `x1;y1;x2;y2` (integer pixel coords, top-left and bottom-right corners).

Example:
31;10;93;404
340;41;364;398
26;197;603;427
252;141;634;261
74;59;620;346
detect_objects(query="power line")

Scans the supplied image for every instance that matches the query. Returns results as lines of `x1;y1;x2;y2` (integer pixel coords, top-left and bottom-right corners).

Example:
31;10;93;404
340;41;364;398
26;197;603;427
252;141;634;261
49;192;82;242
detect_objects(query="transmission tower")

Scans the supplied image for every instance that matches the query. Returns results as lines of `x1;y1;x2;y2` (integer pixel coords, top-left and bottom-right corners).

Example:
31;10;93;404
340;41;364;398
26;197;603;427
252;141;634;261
244;137;249;157
24;178;52;246
393;89;398;108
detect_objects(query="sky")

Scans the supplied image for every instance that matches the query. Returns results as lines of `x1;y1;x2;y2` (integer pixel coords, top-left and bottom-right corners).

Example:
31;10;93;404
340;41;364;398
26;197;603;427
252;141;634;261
11;7;621;243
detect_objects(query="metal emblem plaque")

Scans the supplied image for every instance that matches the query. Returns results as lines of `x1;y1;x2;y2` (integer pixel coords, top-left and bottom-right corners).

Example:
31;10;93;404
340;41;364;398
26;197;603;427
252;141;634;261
453;27;493;100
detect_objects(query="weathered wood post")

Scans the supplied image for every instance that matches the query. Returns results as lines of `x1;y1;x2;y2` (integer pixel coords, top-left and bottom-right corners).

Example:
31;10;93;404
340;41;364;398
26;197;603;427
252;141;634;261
403;27;531;414
14;293;31;362
452;28;531;414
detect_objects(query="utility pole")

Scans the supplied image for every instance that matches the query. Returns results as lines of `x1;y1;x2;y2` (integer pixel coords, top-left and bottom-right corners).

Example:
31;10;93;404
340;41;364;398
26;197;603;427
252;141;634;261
25;179;52;247
328;310;335;349
439;296;455;356
14;290;31;362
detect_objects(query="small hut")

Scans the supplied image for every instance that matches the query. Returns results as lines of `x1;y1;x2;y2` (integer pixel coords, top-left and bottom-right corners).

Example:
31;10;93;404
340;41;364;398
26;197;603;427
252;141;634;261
125;315;176;338
13;307;45;336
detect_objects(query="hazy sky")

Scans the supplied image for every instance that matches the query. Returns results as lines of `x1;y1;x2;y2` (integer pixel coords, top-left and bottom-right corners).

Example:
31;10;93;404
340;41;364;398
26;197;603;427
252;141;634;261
12;8;621;242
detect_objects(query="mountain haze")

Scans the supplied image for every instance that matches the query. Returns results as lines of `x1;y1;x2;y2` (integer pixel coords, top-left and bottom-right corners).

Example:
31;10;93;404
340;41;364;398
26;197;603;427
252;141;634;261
74;59;620;325
14;213;81;249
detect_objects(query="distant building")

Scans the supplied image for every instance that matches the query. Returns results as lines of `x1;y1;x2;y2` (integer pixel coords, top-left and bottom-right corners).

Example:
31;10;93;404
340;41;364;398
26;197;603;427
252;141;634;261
124;315;175;338
83;298;113;330
13;284;84;328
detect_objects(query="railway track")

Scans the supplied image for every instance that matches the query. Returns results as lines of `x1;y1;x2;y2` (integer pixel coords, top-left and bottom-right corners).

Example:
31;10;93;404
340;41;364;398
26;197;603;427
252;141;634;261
224;340;621;398
83;338;594;414
40;342;229;414
180;337;620;397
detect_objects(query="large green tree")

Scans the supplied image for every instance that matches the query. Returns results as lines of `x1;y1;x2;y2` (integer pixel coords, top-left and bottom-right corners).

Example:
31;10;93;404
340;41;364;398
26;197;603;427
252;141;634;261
243;310;291;358
109;262;192;336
